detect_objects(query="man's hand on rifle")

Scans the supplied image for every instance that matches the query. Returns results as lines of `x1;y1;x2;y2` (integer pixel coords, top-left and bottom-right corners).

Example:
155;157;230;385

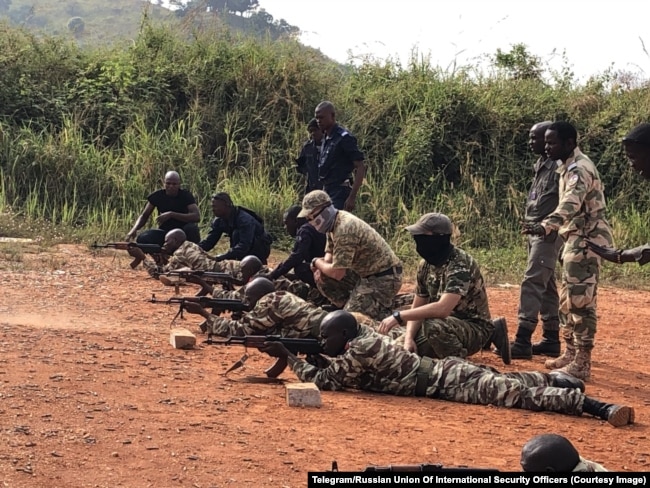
127;246;146;261
183;302;210;318
259;341;291;359
520;221;546;236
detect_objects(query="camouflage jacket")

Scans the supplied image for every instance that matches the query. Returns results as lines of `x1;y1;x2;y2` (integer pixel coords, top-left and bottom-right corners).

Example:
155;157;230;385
144;241;245;278
542;148;613;246
291;325;420;394
327;211;401;278
205;290;327;337
573;457;608;472
415;247;491;323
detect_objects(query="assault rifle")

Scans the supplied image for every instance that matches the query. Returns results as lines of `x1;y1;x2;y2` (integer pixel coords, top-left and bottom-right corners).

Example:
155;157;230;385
205;335;324;378
149;294;249;326
331;461;499;472
91;242;166;269
161;269;244;296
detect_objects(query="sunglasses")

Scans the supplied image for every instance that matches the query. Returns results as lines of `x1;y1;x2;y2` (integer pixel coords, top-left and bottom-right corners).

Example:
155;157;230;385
306;205;328;222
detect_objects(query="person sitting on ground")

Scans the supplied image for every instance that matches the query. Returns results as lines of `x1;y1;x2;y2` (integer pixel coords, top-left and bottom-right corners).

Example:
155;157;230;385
199;192;273;264
520;434;608;472
302;190;403;321
260;310;635;428
587;122;650;266
126;171;201;246
378;212;511;365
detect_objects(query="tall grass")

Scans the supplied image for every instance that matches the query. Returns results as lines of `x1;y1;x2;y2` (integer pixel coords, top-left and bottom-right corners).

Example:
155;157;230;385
0;20;648;286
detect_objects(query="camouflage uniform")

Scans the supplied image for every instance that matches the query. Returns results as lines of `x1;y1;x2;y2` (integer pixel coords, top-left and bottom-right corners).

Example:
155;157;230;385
317;211;403;320
573;457;608;472
398;248;493;359
291;326;586;417
205;290;327;337
143;241;247;279
541;148;613;380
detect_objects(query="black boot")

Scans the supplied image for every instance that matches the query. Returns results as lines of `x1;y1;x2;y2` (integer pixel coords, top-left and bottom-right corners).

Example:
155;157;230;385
548;370;585;392
582;397;635;427
491;317;511;365
510;327;533;360
532;329;561;357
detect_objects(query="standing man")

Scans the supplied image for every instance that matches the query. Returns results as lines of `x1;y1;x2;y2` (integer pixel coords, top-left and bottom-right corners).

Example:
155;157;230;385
510;121;564;360
126;171;201;246
521;121;614;381
199;192;273;264
314;101;366;212
378;212;511;365
587;122;650;266
296;118;324;196
301;190;402;321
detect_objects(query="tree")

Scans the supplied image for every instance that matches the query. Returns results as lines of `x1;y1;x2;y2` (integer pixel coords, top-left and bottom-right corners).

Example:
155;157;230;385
492;43;543;81
67;16;85;37
226;0;258;16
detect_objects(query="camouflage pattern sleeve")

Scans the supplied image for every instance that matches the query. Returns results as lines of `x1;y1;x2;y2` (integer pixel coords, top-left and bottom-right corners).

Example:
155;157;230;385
291;326;419;394
544;164;593;232
415;259;434;298
205;314;241;337
211;288;245;300
143;259;162;278
442;251;473;297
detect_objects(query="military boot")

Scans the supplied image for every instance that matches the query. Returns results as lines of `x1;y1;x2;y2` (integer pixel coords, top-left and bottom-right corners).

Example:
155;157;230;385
532;329;561;357
544;337;575;370
582;397;635;427
558;348;591;382
491;317;511;365
510;327;533;360
548;370;585;392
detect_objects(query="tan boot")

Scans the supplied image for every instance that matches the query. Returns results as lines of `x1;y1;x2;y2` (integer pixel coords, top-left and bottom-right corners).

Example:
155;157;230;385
558;348;591;382
544;338;575;369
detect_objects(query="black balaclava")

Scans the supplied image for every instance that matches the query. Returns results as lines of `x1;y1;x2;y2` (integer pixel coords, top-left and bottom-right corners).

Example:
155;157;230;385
413;234;453;266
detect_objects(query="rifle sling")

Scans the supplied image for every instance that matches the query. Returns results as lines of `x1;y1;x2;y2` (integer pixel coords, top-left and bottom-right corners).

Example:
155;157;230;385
414;356;434;397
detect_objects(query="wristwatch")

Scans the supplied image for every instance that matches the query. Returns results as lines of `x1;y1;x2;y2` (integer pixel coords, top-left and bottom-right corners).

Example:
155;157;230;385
311;257;320;269
392;310;404;325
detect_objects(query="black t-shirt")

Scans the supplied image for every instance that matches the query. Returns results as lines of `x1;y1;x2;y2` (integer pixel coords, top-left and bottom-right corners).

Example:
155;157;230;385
147;188;197;232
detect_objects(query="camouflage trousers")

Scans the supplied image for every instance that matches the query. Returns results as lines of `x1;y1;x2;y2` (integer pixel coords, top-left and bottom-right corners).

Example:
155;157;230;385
424;356;584;415
559;236;602;349
395;318;493;359
317;269;403;321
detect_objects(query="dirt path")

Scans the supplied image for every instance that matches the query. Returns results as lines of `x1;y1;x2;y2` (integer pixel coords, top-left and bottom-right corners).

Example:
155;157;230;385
1;244;648;486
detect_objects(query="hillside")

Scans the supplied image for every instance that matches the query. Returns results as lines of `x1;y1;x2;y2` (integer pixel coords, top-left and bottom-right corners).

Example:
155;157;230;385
0;0;299;45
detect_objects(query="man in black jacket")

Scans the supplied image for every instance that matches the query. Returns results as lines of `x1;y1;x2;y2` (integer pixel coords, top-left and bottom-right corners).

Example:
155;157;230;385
199;192;273;264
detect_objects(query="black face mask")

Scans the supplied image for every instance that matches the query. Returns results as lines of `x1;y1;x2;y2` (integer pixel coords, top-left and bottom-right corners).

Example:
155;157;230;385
413;234;453;266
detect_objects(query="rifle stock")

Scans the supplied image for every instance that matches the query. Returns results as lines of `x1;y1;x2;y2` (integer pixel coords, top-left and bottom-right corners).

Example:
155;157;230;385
205;335;323;378
91;242;164;269
331;461;499;472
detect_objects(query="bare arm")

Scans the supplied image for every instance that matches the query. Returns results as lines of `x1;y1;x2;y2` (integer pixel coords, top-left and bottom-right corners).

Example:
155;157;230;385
126;202;155;240
397;293;461;353
156;203;200;226
311;253;346;281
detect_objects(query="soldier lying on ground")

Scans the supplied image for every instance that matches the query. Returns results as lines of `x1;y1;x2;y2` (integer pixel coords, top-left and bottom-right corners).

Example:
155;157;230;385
520;433;608;472
129;229;263;281
260;310;635;428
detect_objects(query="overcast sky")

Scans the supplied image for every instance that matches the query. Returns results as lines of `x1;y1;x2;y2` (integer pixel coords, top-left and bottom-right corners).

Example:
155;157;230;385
257;0;650;81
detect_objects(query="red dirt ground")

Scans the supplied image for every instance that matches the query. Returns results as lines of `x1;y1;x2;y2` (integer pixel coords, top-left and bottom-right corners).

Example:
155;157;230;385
1;243;649;487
